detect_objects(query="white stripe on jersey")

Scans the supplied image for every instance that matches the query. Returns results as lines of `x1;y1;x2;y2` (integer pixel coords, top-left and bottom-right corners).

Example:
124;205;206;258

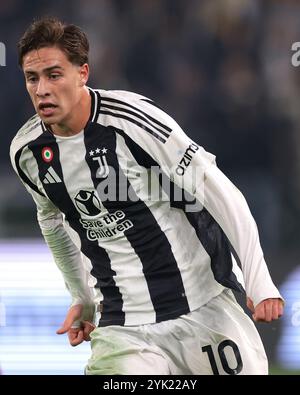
10;116;42;158
105;242;156;326
63;217;101;297
10;117;43;174
55;132;96;199
231;254;245;289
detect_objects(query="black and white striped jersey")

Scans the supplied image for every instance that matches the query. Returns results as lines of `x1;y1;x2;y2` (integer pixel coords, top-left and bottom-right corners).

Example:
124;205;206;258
10;88;281;326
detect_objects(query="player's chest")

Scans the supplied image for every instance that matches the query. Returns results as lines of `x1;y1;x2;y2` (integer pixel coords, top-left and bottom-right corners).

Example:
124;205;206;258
32;128;144;213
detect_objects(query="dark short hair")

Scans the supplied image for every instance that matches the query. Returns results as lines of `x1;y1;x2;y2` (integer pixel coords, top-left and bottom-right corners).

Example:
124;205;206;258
18;17;89;67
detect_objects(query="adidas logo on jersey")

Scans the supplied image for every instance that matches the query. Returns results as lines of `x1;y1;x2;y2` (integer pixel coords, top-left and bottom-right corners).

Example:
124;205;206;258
43;166;62;184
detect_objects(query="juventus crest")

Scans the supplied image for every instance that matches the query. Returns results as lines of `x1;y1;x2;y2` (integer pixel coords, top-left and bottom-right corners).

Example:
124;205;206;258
89;147;109;179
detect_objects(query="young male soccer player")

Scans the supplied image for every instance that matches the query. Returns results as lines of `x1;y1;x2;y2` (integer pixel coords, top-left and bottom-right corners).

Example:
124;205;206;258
10;18;284;375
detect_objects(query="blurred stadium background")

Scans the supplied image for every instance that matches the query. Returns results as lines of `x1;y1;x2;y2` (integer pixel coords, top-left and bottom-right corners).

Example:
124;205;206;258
0;0;300;375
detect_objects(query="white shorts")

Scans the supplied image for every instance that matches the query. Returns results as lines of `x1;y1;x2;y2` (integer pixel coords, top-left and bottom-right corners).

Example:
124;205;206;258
85;289;268;375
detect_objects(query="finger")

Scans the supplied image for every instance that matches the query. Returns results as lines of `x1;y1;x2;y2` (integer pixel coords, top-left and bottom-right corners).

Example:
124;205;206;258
56;305;83;334
68;329;84;346
67;328;81;343
68;327;82;337
271;300;279;320
264;300;273;322
271;299;284;319
82;321;96;341
56;324;71;335
278;300;284;317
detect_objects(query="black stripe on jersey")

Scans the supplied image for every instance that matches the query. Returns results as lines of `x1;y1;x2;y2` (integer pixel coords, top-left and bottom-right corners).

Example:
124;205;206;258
90;88;103;123
14;147;45;197
87;88;102;123
94;90;102;121
84;123;190;323
101;97;172;134
185;209;245;293
27;130;125;326
226;238;243;273
114;130;244;293
100;110;167;144
101;103;170;139
86;87;97;123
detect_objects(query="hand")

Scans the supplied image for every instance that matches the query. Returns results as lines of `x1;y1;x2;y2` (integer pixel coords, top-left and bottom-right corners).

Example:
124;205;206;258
247;297;284;323
56;304;96;346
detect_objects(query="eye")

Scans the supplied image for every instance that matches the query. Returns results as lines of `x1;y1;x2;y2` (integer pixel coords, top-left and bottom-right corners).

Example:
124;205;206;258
27;76;37;83
49;74;60;80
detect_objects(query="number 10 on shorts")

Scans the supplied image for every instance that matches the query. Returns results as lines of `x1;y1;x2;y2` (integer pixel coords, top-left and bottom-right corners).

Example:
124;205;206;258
202;340;243;375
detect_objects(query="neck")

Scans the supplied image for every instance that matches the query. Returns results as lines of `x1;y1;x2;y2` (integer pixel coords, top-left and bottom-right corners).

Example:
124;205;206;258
50;87;91;137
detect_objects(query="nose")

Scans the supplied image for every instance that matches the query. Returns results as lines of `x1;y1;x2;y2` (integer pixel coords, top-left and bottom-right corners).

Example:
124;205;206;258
36;77;50;97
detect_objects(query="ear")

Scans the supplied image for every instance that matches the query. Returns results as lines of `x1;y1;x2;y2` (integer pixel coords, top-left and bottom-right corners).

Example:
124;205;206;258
78;63;89;87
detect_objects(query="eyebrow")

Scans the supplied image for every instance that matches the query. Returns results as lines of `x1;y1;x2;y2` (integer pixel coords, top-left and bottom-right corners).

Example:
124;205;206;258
24;65;64;74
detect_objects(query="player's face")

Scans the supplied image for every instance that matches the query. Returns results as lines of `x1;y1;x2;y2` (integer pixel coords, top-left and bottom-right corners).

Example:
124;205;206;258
22;46;89;127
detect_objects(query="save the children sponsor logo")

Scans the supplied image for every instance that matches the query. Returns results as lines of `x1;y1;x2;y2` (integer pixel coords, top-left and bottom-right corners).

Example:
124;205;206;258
73;190;133;241
79;210;133;241
74;190;102;217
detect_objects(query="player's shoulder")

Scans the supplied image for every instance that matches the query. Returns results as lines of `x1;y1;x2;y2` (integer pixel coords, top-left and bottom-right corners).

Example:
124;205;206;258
92;88;179;147
98;88;151;103
96;88;176;128
10;113;43;159
97;88;168;114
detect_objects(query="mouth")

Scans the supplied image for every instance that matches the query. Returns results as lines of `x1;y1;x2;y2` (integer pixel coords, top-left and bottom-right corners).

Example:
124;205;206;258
38;103;58;117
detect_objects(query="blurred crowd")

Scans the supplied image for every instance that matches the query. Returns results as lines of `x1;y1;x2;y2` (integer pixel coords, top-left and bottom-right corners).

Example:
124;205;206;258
0;0;300;253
